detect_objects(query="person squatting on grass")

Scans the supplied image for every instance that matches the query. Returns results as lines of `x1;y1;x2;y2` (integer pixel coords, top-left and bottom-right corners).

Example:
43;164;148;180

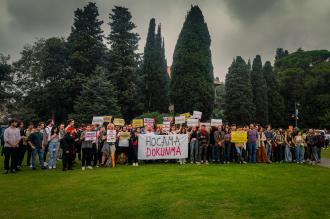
1;117;328;174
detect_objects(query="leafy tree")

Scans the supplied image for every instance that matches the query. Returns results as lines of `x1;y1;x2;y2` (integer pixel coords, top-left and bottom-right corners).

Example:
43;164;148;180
107;6;144;121
263;61;285;127
225;56;255;125
70;67;121;124
212;78;225;119
0;54;12;120
250;55;268;125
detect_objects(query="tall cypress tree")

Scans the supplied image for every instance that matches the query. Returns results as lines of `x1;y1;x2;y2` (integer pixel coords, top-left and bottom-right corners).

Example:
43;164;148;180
108;6;144;120
225;56;255;125
263;61;285;127
67;2;105;77
251;55;268;125
170;5;214;119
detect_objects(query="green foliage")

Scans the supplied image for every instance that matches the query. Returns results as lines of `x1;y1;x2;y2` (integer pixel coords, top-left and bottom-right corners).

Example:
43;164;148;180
0;54;12;102
135;111;177;124
276;50;330;128
69;67;121;124
212;81;225;119
107;6;144;121
225;56;255;125
263;61;285;127
251;55;268;126
170;5;214;119
142;19;170;113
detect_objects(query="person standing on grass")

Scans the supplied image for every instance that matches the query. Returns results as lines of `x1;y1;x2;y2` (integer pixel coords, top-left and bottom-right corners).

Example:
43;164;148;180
57;123;65;160
23;122;34;167
118;126;131;165
43;119;54;166
274;129;284;163
62;127;76;171
3;119;21;174
48;126;60;169
247;124;258;163
17;121;25;170
214;125;225;164
223;126;231;164
101;123;116;168
189;126;200;164
199;125;209;164
80;125;93;170
264;125;273;162
257;126;271;163
131;127;140;166
284;129;293;163
293;131;304;163
28;122;46;170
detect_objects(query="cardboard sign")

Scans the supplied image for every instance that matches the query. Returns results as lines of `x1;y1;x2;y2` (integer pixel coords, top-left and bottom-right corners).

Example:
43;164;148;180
144;118;155;127
103;116;113;123
138;134;188;160
113;118;125;126
119;131;131;140
163;121;171;132
211;119;223;127
92;116;104;125
187;118;199;127
85;131;96;141
175;116;186;124
192;111;202;119
132;119;144;128
106;130;117;143
180;112;191;120
231;131;247;143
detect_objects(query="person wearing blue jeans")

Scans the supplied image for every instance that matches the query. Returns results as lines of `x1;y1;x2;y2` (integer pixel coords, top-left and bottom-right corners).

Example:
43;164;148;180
247;124;258;163
294;131;304;163
189;126;200;163
264;125;274;162
28;123;46;170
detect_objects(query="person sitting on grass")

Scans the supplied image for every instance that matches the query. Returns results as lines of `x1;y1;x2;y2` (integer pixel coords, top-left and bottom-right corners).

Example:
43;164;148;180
28;122;47;171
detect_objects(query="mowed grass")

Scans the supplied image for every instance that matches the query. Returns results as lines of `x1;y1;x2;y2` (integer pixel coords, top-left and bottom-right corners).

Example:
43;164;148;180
322;148;330;158
1;158;330;219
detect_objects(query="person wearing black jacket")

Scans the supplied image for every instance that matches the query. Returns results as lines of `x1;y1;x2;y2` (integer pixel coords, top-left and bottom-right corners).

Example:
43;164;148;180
61;128;75;171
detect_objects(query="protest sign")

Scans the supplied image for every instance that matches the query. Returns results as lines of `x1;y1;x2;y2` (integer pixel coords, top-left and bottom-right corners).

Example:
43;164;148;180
144;118;155;127
113;118;125;126
180;112;191;120
119;131;131;140
163;116;173;123
118;131;130;147
231;131;247;143
92;116;104;125
132;119;144;128
211;119;222;127
192;111;202;119
106;130;117;143
85;131;97;141
138;134;188;160
187;118;199;127
163;121;170;132
175;116;186;124
103;116;113;123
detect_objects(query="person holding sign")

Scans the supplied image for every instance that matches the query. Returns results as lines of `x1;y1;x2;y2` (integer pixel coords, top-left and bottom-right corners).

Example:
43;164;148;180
117;126;131;164
101;123;116;168
80;125;94;170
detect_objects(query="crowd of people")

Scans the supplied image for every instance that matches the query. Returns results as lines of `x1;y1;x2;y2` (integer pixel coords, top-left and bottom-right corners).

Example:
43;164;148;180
1;118;329;174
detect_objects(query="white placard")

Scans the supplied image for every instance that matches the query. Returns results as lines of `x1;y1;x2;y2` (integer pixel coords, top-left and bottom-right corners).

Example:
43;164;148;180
106;130;117;143
187;118;199;127
85;131;97;141
211;119;223;127
143;118;155;127
175;116;186;124
192;111;202;119
138;134;188;160
92;116;104;125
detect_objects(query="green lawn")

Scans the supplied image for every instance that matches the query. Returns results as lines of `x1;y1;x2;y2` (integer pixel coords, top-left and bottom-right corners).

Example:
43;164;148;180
1;159;330;219
322;148;330;158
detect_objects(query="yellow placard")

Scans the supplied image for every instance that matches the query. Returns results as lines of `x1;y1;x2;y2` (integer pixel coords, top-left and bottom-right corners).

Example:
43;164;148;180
132;119;144;128
119;131;131;140
231;131;247;143
103;116;112;123
113;118;125;126
180;112;191;120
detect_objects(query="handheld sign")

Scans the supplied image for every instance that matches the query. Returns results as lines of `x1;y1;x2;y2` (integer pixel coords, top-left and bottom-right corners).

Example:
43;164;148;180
113;118;125;126
175;116;186;125
92;116;104;125
163;122;170;132
85;131;97;141
143;118;155;127
187;118;199;127
106;130;117;143
103;116;113;123
192;111;202;119
180;112;191;120
231;131;247;143
211;119;222;127
132;119;143;128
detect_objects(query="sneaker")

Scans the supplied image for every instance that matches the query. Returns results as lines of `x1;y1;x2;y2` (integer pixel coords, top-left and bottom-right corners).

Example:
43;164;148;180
44;162;48;166
136;163;139;166
243;161;247;164
190;161;193;164
87;166;93;170
82;167;86;171
200;160;204;164
29;165;32;168
49;166;53;169
11;169;16;173
205;161;209;165
3;170;9;174
53;166;56;169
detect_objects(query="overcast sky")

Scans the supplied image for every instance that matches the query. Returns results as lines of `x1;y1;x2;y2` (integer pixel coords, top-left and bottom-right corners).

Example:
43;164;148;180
1;0;330;80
